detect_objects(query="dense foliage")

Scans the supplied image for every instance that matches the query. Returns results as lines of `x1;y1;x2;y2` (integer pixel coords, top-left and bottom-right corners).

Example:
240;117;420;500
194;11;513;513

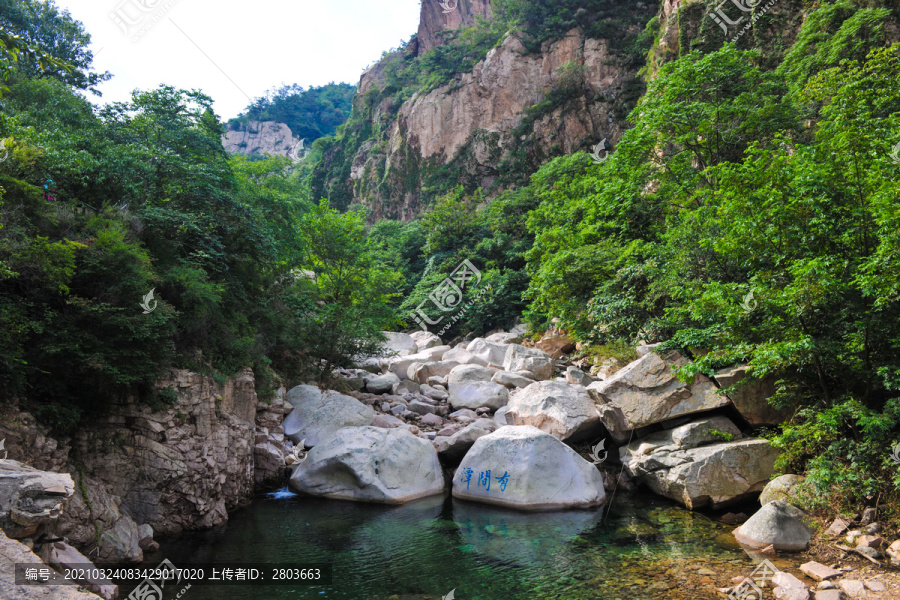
226;83;355;147
0;6;395;431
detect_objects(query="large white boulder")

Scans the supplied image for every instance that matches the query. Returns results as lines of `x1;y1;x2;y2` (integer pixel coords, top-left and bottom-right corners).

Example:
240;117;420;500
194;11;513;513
289;427;444;504
505;381;602;441
449;381;509;411
452;426;606;510
282;387;374;445
502;345;554;380
466;338;509;367
381;331;417;356
443;346;489;366
586;350;731;443
410;330;443;351
448;364;494;384
734;501;813;551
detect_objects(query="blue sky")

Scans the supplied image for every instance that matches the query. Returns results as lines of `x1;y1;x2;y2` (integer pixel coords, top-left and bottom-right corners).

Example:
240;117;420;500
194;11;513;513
54;0;422;119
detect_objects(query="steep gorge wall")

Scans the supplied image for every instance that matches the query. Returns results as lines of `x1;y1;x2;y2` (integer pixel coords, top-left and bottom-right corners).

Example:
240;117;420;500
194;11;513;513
0;368;289;564
311;1;657;220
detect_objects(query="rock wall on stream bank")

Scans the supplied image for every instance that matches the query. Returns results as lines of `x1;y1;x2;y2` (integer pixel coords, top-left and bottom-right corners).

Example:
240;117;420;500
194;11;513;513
0;367;290;567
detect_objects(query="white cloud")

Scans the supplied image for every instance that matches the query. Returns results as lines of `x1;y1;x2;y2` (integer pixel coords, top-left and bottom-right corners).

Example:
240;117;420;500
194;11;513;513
54;0;421;119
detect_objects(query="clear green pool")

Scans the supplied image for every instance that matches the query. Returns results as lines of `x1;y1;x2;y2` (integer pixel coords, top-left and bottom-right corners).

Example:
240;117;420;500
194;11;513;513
131;489;777;600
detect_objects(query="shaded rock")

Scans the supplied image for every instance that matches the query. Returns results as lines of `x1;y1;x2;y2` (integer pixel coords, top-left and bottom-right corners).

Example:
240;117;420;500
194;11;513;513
42;542;118;600
837;580;865;598
0;461;73;539
392;380;421;395
734;501;813;551
860;507;877;526
760;474;806;506
285;384;322;408
586;350;730;443
493;406;511;426
0;528;103;600
505;381;601;442
289;427;444;503
856;534;883;550
452;426;605;510
421;413;445;427
448;381;509;411
366;372;401;394
491;371;535;389
565;366;596;386
282;389;375;446
420;384;449;401
450;409;478;421
503;345;554;380
435;419;498;460
715;365;794;427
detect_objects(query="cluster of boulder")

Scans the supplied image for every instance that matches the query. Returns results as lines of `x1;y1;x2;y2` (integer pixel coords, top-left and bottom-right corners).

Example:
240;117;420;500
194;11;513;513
283;329;787;513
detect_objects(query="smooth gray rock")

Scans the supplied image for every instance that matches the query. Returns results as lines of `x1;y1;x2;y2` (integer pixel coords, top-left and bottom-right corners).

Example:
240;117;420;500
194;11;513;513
565;366;596;386
449;381;509;411
435;419;499;460
289;427;444;504
505;381;601;441
282;389;375;445
452;426;606;510
366;372;401;394
448;364;494;384
420;384;449;401
734;501;813;551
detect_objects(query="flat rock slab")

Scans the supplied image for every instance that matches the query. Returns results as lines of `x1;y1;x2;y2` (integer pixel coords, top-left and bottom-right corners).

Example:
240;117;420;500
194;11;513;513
773;571;811;600
586;350;730;443
621;435;779;509
814;591;846;600
282;388;374;446
838;580;865;598
800;562;842;582
0;460;74;539
451;425;605;510
289;426;444;504
505;380;601;441
449;381;509;411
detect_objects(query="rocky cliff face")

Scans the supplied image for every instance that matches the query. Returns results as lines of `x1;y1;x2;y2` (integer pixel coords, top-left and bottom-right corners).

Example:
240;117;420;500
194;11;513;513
0;368;289;564
416;0;493;54
222;120;300;158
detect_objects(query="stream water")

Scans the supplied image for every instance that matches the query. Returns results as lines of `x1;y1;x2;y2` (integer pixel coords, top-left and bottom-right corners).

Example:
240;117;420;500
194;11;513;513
121;488;790;600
